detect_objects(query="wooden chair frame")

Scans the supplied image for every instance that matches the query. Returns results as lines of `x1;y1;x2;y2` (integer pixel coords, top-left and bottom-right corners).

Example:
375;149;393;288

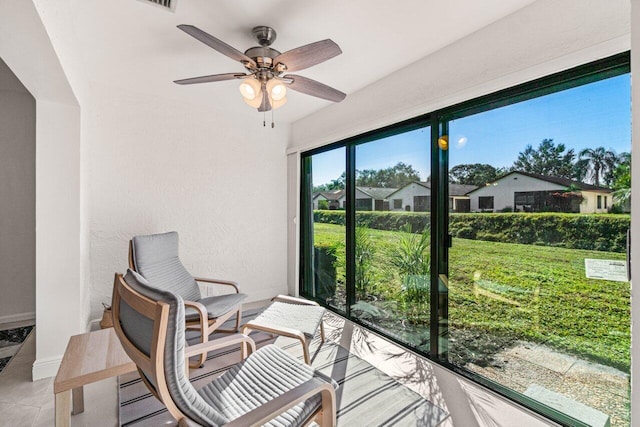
112;273;336;427
129;241;243;368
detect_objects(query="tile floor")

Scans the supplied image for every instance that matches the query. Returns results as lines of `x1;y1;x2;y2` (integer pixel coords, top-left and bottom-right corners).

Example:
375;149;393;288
0;320;119;427
0;311;559;427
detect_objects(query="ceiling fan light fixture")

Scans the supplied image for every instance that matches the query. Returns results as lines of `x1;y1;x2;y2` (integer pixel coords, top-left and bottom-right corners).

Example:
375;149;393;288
239;77;261;100
243;94;263;108
271;96;287;110
267;79;287;101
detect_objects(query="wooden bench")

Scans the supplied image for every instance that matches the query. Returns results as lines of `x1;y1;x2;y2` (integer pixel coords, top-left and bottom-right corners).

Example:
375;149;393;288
54;328;136;426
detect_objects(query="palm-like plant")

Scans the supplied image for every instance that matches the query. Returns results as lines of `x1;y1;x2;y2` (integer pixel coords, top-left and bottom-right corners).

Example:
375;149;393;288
578;147;618;187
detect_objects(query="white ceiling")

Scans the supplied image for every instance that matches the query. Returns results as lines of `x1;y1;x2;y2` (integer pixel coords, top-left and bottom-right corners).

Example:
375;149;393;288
64;0;537;124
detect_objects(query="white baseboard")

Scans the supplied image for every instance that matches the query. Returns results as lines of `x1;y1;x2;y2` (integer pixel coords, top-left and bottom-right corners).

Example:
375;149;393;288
0;311;35;325
32;355;62;380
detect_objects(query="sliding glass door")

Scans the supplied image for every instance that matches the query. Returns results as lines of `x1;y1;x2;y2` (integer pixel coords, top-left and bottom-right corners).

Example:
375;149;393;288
300;52;630;426
444;70;630;426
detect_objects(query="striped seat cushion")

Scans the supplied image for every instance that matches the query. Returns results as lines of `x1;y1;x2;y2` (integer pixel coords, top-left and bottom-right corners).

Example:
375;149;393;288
198;344;336;426
184;293;247;321
250;302;325;339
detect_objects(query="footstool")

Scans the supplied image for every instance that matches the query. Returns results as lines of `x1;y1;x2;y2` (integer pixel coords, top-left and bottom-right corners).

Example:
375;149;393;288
242;295;325;364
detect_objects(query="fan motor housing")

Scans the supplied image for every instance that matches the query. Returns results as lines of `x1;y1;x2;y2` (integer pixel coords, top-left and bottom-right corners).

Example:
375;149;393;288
244;46;281;69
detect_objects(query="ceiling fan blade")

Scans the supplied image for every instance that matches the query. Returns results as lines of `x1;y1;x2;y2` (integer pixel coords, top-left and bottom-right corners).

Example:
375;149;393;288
274;39;342;72
258;84;272;112
284;74;346;102
174;73;247;85
177;24;257;68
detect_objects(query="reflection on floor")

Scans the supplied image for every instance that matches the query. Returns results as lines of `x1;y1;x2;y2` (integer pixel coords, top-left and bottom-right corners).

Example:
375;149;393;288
0;309;563;427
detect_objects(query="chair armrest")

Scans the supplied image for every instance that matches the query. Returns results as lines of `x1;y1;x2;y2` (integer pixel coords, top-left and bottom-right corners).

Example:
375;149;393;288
225;377;336;427
194;277;240;293
184;333;256;358
183;300;208;333
272;294;319;306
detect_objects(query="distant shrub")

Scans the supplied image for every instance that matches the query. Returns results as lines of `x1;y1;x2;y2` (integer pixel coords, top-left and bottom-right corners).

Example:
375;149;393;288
314;210;630;253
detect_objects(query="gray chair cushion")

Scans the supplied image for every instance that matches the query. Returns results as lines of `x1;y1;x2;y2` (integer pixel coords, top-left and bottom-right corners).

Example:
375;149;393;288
122;269;227;426
249;302;325;339
198;344;336;426
121;269;337;427
131;231;202;302
185;293;248;321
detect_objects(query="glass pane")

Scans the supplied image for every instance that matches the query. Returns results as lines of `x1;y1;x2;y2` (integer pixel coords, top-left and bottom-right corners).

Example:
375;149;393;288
352;126;431;352
447;74;630;425
305;147;346;313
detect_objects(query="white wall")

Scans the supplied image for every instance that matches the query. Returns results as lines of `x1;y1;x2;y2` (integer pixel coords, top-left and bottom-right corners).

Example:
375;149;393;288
0;58;36;323
0;0;84;380
469;174;565;212
289;0;629;151
580;191;611;214
388;183;430;212
86;82;289;319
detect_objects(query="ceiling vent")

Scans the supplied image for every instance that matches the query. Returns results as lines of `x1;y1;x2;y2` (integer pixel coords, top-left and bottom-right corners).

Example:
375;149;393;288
139;0;176;11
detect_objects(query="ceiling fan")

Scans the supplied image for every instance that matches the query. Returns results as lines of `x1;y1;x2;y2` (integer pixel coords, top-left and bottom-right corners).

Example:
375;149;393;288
174;25;347;115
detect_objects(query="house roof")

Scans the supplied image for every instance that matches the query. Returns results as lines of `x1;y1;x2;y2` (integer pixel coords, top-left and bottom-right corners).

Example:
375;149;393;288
388;181;477;197
357;187;398;200
467;171;613;194
313;190;345;201
449;184;479;196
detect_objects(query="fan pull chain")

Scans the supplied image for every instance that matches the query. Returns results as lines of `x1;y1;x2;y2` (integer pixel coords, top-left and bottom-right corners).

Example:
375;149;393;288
271;109;275;128
263;111;266;127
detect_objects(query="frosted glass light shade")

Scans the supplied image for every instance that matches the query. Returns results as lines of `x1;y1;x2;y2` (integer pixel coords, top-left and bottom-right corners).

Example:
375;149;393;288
267;79;287;101
271;96;287;109
239;78;261;100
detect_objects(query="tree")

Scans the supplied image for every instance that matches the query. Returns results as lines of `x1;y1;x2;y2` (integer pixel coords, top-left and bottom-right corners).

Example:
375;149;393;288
356;162;421;188
512;139;576;179
450;163;501;186
577;147;619;187
612;152;631;206
313;172;346;193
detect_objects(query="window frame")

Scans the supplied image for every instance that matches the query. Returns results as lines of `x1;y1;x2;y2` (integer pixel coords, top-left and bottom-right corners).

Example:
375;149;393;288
299;51;630;427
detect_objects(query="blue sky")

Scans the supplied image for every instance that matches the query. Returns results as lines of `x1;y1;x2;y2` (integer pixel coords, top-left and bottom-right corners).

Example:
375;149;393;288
312;74;631;186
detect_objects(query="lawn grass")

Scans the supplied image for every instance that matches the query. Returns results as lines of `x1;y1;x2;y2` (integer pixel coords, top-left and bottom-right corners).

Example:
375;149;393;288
313;222;631;371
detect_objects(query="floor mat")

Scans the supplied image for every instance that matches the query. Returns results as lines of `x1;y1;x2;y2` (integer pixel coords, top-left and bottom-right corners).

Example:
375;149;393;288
118;309;449;426
0;324;35;375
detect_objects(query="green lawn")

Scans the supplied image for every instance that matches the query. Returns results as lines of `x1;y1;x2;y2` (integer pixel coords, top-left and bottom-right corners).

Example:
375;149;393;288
313;222;631;371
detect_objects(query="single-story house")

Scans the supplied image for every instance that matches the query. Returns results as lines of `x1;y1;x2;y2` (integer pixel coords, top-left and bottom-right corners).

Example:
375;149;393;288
467;171;613;213
313;190;345;210
355;187;398;211
387;182;477;212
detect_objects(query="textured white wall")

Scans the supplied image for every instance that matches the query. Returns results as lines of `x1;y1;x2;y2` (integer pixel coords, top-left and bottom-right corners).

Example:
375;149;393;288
0;58;35;322
86;82;289;319
289;0;630;151
0;0;84;380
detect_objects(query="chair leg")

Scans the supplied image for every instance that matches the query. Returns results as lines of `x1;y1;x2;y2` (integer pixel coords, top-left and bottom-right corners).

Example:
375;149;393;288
234;308;242;332
189;329;207;369
320;320;325;343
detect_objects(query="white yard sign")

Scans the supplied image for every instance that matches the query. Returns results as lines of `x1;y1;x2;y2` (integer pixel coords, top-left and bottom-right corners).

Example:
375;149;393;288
584;259;628;282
